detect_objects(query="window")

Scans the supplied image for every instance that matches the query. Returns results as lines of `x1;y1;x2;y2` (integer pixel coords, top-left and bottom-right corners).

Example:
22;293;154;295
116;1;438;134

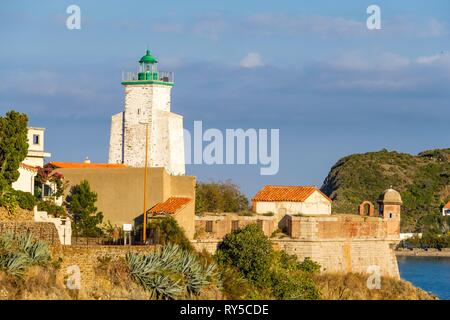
137;109;141;115
389;213;393;218
33;134;40;145
205;221;213;233
43;184;53;197
231;220;239;232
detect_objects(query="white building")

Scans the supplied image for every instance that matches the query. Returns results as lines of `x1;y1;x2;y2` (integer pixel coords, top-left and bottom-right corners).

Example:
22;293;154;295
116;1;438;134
108;50;185;175
252;186;332;220
24;127;51;168
443;201;450;216
12;163;38;194
12;127;51;195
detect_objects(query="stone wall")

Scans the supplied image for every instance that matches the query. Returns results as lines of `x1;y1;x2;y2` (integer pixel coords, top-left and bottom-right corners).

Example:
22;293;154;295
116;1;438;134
55;245;157;290
287;214;400;241
274;239;400;278
191;239;221;254
191;237;399;278
0;221;61;246
195;214;277;240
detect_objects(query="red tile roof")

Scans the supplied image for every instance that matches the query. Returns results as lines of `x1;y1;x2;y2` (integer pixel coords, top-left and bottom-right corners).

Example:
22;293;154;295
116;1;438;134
252;185;332;203
49;162;127;169
19;163;38;172
148;197;192;215
444;201;450;209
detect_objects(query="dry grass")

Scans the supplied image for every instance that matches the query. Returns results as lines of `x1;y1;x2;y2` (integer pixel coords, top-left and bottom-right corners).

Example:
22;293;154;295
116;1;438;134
314;273;436;300
0;266;72;300
0;207;34;222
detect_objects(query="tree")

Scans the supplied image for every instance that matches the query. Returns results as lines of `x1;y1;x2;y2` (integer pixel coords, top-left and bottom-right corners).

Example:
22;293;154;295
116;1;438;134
216;224;273;286
65;180;103;237
216;224;321;300
0;111;29;193
147;216;194;252
196;181;249;213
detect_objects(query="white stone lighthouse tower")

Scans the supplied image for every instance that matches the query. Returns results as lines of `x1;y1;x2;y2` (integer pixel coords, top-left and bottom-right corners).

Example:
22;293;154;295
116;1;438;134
108;50;185;175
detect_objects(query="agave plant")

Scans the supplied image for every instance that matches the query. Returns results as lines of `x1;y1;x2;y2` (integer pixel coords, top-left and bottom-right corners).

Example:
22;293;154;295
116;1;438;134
0;252;29;277
0;232;51;277
126;244;218;299
17;232;51;266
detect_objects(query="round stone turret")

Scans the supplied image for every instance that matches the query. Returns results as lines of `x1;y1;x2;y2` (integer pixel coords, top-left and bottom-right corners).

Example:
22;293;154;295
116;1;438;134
378;187;402;220
378;188;403;205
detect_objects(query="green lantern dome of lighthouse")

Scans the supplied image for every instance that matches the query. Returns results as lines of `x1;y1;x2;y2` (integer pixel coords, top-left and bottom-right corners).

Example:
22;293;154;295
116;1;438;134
139;50;158;64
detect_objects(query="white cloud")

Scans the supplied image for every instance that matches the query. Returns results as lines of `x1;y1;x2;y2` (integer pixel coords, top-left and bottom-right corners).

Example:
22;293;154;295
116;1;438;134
327;52;410;72
416;51;450;66
240;53;264;68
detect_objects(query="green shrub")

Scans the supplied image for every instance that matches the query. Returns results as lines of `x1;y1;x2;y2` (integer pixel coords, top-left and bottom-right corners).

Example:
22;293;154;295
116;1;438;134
12;190;38;210
37;200;66;218
216;224;273;287
270;269;320;300
404;232;450;249
0;191;19;214
147;216;194;252
298;257;321;274
216;224;321;300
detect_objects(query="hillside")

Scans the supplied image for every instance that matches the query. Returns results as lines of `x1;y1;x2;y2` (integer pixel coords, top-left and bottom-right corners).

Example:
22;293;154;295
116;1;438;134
320;148;450;233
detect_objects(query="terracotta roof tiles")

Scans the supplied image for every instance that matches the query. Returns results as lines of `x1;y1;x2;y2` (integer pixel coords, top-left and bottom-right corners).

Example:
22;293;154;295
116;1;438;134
49;162;127;169
19;163;38;172
252;185;332;203
148;197;192;215
444;201;450;209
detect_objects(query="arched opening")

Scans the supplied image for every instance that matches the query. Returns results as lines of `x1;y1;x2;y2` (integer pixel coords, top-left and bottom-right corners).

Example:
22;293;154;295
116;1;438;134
358;201;375;216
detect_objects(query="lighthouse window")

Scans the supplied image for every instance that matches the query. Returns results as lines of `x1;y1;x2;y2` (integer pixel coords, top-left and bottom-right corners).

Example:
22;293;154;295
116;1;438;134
137;109;141;115
389;213;393;218
33;134;40;145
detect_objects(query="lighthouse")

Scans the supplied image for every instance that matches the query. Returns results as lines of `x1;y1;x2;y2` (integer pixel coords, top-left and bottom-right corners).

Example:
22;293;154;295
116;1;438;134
108;50;185;175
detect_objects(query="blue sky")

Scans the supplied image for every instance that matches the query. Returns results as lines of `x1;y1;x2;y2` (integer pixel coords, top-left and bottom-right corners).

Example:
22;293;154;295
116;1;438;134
1;0;449;197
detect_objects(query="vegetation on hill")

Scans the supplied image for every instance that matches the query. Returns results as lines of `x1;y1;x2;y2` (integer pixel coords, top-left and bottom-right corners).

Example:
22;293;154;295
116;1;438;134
321;148;450;234
195;181;249;213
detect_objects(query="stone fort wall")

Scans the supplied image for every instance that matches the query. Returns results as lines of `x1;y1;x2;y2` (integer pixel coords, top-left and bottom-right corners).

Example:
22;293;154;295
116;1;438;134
192;238;399;278
192;213;401;278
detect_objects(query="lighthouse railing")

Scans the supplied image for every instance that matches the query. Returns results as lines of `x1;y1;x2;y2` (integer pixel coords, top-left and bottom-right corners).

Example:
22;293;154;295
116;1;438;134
121;71;174;83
